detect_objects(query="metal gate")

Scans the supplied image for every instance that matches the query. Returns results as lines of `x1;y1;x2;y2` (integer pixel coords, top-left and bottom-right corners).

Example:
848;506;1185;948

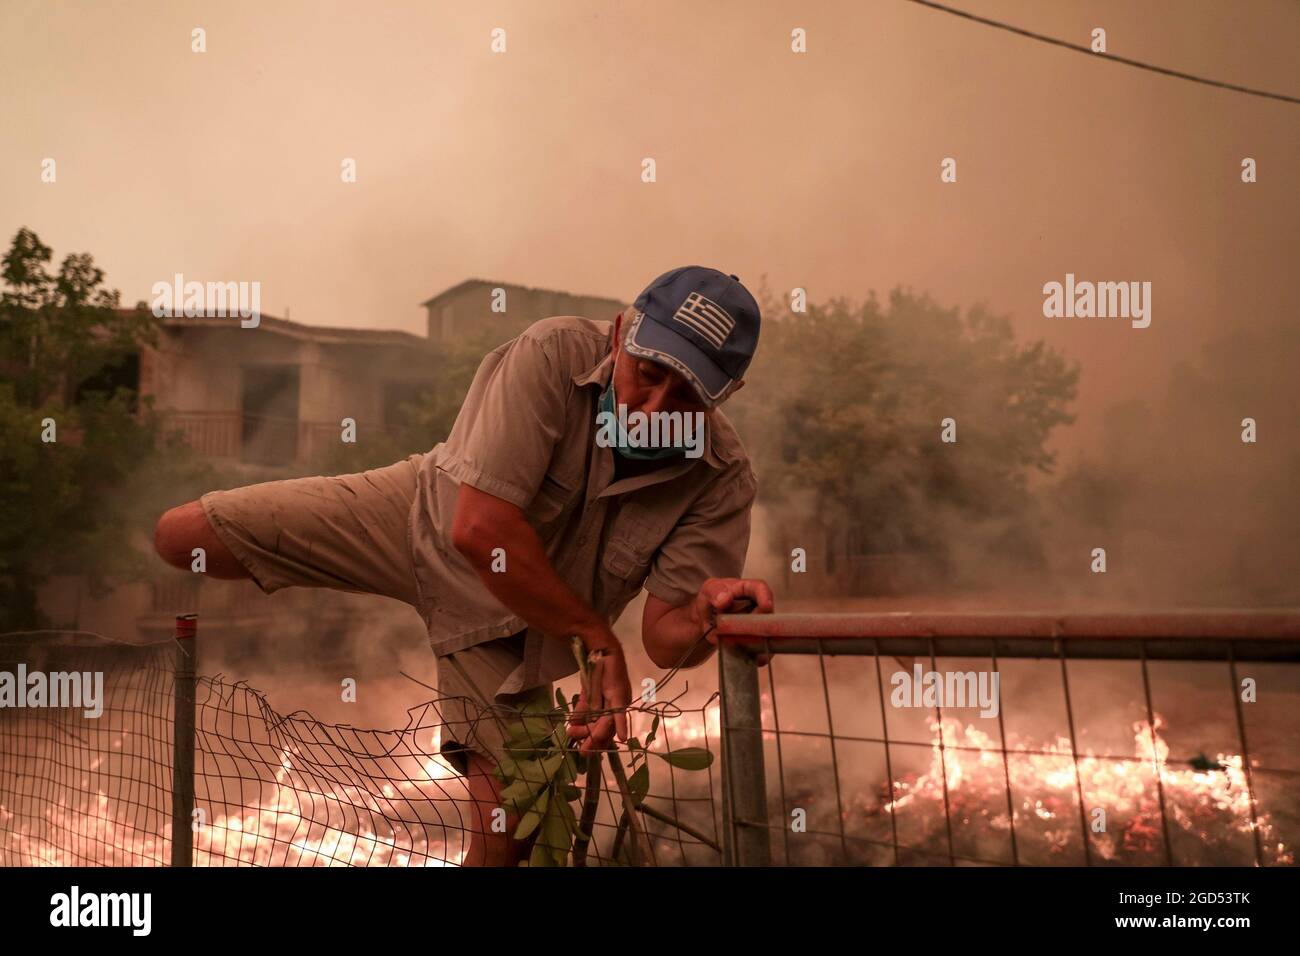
716;611;1300;866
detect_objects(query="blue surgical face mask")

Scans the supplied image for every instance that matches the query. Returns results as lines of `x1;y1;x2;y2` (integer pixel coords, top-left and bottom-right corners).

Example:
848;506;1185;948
597;352;687;461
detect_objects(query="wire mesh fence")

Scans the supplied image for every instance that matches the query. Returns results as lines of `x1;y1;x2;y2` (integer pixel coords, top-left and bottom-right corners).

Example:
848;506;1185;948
8;611;1297;867
0;619;725;867
716;612;1300;867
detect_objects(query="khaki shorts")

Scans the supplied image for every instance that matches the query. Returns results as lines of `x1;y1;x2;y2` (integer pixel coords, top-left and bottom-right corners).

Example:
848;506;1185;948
199;454;553;776
434;635;556;776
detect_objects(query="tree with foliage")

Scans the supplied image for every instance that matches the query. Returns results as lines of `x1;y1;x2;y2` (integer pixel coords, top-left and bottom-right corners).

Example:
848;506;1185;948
0;227;212;630
727;287;1079;586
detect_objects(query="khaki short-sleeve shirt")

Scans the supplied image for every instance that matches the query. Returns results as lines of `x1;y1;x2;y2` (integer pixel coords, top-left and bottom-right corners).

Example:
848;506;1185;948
409;314;757;692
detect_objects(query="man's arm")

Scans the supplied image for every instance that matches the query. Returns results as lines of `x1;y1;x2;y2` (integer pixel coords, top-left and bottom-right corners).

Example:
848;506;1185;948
635;455;770;670
451;483;618;654
154;500;251;579
641;578;775;670
451;482;629;751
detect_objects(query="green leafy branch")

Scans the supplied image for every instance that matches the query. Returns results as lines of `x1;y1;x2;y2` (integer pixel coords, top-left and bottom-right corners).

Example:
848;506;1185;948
492;637;715;866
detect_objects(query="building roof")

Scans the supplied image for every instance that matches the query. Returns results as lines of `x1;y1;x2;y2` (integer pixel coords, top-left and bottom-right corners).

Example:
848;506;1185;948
123;309;431;348
420;278;627;309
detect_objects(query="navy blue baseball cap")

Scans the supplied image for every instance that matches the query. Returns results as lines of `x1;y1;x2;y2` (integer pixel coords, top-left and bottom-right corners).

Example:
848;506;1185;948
623;265;761;407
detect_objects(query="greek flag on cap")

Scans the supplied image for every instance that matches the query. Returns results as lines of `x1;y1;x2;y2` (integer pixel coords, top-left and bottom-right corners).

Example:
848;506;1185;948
625;266;762;407
673;292;735;349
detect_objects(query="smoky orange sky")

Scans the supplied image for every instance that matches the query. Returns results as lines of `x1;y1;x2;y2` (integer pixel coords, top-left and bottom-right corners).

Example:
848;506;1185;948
2;0;1297;459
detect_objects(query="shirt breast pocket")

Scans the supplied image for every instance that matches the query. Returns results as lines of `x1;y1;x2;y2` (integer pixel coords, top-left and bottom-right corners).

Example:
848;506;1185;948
602;536;653;585
526;470;581;538
601;507;663;587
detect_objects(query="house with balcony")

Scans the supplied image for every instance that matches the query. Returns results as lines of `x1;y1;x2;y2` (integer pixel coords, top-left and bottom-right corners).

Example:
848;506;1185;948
141;312;437;469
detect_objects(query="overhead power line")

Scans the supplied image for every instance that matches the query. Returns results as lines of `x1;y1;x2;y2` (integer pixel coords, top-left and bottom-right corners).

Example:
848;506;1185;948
904;0;1300;105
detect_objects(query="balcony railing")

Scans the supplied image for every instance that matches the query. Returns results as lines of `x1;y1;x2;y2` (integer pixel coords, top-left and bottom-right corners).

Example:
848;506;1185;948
162;411;400;464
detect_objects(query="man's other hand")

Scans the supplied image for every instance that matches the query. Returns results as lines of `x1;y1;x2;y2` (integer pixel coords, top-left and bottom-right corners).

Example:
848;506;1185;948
696;577;775;665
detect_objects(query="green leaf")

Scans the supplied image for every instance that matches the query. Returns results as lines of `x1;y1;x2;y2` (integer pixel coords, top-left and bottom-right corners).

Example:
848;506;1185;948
539;751;567;782
514;789;550;840
626;737;643;751
499;775;537;802
645;715;661;747
560;748;580;783
562;783;582;802
520;714;558;745
499;778;543;815
627;762;650;806
497;754;540;784
557;796;577;825
500;754;559;794
555;687;568;711
501;743;548;765
529;839;555;867
541;802;572;866
653;747;714;771
504;703;559;748
503;722;549;757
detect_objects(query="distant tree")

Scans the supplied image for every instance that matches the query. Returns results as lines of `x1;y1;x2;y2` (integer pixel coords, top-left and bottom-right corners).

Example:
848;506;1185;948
1;228;157;407
728;288;1079;584
0;227;208;630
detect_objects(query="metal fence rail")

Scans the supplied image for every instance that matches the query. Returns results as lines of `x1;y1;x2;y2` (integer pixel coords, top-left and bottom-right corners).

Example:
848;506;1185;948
715;611;1300;867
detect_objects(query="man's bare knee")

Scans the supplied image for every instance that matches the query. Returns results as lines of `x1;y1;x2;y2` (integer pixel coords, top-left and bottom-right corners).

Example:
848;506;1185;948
460;750;531;866
153;500;249;579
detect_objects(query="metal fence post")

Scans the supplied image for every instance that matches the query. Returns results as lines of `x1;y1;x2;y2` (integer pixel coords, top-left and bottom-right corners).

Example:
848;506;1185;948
171;613;197;867
718;635;770;866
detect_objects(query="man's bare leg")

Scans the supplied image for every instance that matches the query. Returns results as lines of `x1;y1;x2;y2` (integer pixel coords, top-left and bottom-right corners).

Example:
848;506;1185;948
459;750;540;866
153;500;251;579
